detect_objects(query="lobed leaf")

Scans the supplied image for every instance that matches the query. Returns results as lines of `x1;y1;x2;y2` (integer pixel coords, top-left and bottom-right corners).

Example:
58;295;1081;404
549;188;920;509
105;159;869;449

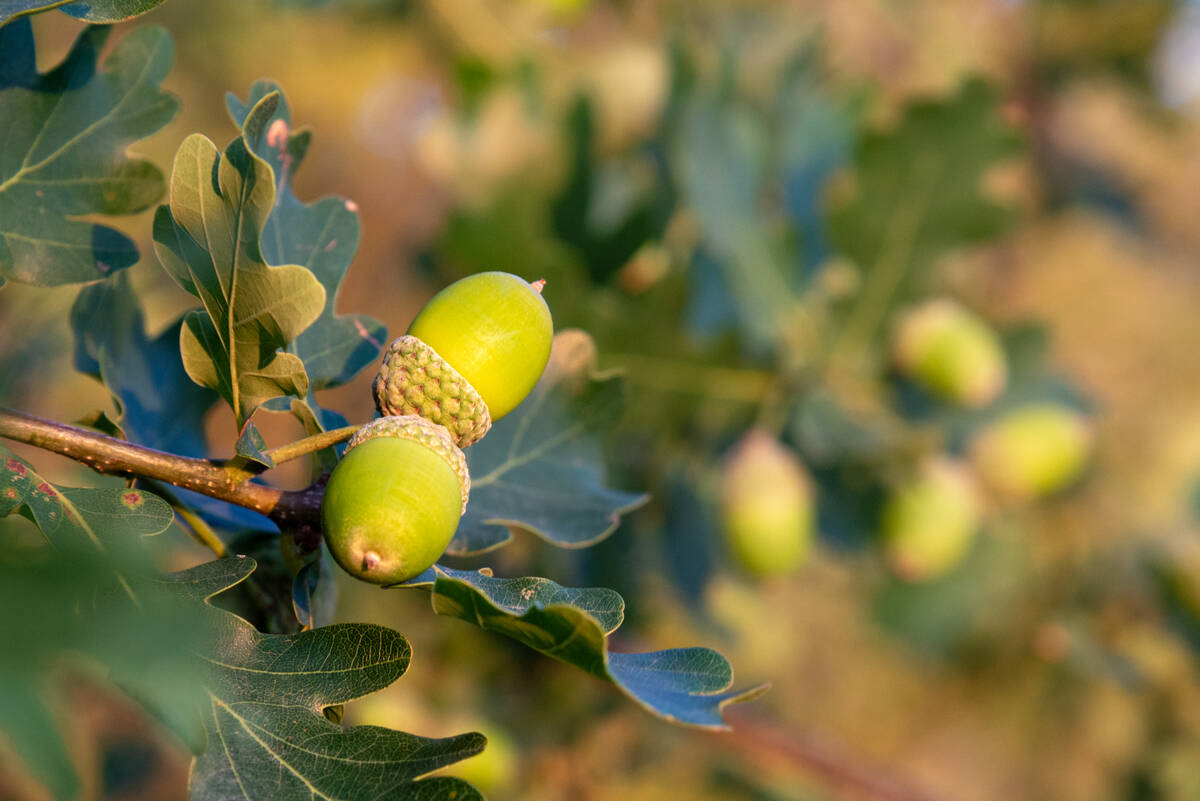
1;443;173;548
153;92;326;427
71;273;219;459
227;81;387;396
399;565;767;729
451;330;648;556
0;21;178;285
162;558;485;801
71;273;273;531
829;79;1022;325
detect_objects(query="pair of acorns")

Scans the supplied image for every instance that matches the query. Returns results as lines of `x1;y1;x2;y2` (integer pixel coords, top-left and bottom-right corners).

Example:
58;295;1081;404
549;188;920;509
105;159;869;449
321;272;553;585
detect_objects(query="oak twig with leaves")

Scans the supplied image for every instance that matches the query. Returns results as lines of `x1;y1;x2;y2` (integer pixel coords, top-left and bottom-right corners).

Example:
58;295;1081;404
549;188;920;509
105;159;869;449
0;13;763;801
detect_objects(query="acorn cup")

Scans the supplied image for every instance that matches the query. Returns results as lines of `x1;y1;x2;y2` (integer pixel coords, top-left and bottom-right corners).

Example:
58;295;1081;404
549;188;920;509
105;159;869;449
374;271;554;447
321;415;470;585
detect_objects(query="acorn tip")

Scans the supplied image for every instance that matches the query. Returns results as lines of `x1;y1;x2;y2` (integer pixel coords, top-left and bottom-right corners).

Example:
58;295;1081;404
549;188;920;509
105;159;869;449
531;278;546;294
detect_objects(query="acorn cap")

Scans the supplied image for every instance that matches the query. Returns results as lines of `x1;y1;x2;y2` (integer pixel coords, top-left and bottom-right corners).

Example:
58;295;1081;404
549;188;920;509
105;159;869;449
373;335;493;447
346;415;470;514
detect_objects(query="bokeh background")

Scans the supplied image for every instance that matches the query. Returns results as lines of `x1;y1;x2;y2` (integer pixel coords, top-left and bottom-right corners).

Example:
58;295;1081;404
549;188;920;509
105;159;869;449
6;0;1200;799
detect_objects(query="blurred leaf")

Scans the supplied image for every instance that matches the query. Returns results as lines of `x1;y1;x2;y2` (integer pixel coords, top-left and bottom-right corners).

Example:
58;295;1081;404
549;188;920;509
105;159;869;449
830;79;1021;347
660;473;721;606
0;21;178;286
152;92;326;428
71;272;219;458
0;450;203;801
873;532;1030;657
552;95;675;284
451;335;647;556
400;565;766;729
675;90;796;347
0;0;169;26
168;558;485;801
792;389;901;468
778;61;851;273
227;81;387;395
0;544;210;801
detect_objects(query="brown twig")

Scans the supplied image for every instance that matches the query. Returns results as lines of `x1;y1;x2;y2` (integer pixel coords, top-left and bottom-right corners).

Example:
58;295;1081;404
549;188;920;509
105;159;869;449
0;407;323;528
720;708;955;801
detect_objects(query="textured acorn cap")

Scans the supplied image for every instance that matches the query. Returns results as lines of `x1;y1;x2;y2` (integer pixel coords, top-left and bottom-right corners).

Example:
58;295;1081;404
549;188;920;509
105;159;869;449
373;335;493;448
346;415;470;514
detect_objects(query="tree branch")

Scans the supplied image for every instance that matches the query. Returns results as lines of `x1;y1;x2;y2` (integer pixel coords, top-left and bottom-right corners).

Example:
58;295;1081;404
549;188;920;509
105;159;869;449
719;708;954;801
0;407;322;528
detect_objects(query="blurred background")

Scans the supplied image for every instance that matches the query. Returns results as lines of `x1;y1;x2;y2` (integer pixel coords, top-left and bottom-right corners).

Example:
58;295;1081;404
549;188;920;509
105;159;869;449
7;0;1200;799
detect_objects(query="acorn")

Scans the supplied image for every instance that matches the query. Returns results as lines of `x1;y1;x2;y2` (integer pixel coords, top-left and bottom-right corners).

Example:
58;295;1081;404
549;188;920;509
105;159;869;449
892;299;1007;408
374;272;553;447
447;722;519;794
968;403;1093;502
719;430;815;578
321;415;469;585
882;458;982;582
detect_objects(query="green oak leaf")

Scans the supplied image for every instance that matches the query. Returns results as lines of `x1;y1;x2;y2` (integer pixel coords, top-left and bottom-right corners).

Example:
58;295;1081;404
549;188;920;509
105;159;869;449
0;0;168;27
0;443;173;549
450;330;647;556
0;21;178;286
400;565;767;729
71;272;219;458
830;79;1022;344
164;558;485;801
70;274;272;531
227;80;387;393
153;92;326;428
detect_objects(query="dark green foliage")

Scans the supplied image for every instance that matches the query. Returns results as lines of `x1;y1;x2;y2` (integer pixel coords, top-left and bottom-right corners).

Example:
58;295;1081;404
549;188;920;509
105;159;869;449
400;565;766;729
453;345;647;555
170;559;485;801
0;21;177;286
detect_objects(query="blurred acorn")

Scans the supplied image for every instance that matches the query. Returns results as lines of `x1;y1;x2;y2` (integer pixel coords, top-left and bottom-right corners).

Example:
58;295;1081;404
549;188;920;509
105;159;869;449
447;722;519;794
892;299;1008;408
882;458;982;582
720;430;815;578
968;403;1093;502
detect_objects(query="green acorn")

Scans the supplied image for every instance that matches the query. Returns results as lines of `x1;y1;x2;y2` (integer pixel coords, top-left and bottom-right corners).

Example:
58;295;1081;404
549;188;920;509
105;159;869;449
374;271;553;447
968;403;1093;502
322;415;469;585
892;299;1007;408
720;430;815;578
882;458;982;582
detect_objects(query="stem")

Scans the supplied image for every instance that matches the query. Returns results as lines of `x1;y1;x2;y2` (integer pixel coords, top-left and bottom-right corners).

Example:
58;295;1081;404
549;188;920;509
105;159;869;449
601;353;778;404
720;708;952;801
220;425;360;483
0;407;322;528
827;151;940;370
264;425;359;468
